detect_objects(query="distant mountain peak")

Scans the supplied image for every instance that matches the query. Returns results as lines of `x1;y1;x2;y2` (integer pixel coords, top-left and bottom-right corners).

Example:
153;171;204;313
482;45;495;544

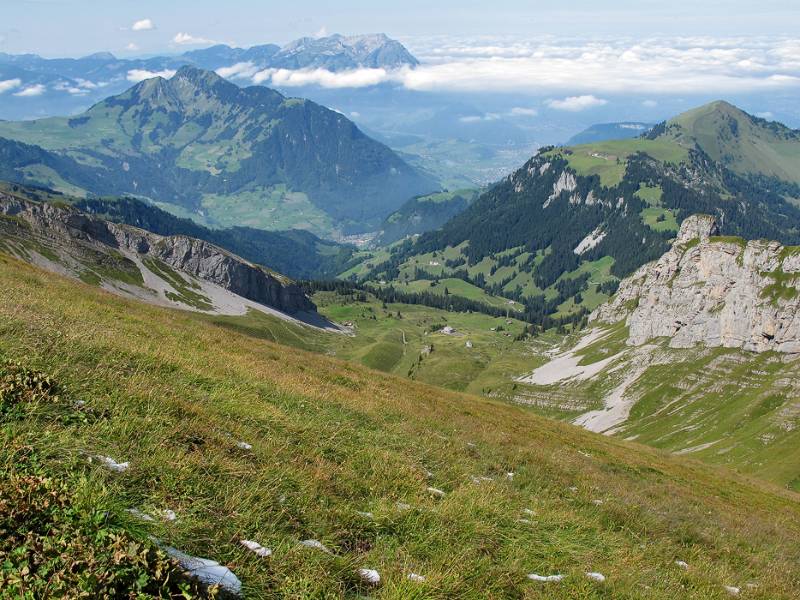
82;51;117;61
274;33;418;70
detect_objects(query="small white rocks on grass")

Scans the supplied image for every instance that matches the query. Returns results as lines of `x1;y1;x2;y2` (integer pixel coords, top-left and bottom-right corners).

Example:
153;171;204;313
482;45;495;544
470;475;493;484
506;472;515;481
236;441;253;451
675;560;689;570
528;573;564;582
522;508;536;517
126;508;154;522
407;573;426;583
157;509;177;522
592;499;604;506
240;540;272;558
516;518;532;525
357;568;381;585
299;539;332;554
724;585;741;596
426;486;446;498
355;511;374;520
93;455;129;473
163;545;241;596
586;572;606;583
395;502;412;511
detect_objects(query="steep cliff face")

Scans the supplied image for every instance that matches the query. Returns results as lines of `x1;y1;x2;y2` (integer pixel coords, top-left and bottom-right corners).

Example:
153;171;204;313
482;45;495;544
592;214;800;353
0;194;315;315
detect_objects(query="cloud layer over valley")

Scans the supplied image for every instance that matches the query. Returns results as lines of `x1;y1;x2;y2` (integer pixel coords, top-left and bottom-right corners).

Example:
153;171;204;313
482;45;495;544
215;36;800;98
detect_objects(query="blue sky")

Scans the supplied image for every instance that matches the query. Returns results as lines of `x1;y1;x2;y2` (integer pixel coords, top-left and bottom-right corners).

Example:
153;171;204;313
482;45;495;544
3;0;800;57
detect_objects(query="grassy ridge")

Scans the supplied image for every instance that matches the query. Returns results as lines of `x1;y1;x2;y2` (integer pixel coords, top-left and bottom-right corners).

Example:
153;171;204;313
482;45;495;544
1;253;800;597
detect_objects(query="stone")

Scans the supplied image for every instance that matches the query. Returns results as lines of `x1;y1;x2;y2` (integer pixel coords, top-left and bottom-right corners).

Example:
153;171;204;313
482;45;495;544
592;215;800;354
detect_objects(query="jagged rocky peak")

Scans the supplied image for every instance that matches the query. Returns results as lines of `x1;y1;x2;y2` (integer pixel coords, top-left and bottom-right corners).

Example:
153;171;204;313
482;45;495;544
592;215;800;353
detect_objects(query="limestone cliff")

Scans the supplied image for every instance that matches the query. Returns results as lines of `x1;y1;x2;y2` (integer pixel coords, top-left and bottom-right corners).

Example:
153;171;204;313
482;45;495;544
0;194;315;315
592;214;800;353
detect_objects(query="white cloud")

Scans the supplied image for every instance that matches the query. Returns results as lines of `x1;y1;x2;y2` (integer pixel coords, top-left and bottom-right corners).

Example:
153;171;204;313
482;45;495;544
756;111;775;119
509;107;538;117
126;69;177;83
642;99;659;108
126;43;140;52
350;111;361;118
216;62;260;79
0;78;21;94
547;95;608;111
259;67;389;89
131;19;155;32
173;32;215;46
14;84;46;97
314;26;328;39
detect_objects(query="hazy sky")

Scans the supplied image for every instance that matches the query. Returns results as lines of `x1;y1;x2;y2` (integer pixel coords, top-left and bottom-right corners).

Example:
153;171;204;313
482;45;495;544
3;0;800;57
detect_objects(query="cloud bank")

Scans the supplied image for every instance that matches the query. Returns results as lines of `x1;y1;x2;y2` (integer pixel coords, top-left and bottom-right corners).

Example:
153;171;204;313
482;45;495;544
220;36;800;96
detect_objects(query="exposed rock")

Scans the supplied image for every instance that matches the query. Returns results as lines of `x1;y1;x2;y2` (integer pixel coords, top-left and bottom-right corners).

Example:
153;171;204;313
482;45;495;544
0;194;315;315
162;545;242;597
592;215;800;353
544;171;577;208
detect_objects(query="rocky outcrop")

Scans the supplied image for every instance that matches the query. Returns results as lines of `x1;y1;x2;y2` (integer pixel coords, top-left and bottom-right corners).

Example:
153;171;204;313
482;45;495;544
592;214;800;353
0;194;315;314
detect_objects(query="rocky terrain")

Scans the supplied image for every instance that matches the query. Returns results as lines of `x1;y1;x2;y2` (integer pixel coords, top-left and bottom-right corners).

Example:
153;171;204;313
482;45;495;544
592;214;800;353
0;193;318;318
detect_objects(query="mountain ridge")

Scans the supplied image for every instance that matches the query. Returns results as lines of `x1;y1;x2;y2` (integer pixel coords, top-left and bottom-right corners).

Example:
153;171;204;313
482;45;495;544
349;100;800;328
0;66;437;236
0;191;323;318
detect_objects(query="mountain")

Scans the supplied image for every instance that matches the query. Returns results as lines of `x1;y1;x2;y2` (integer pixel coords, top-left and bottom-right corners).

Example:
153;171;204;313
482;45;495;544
351;101;800;329
0;181;358;280
0;67;437;236
593;214;800;353
0;34;419;120
375;189;479;245
0;190;322;318
661;100;800;184
3;246;800;597
567;122;653;145
270;33;419;70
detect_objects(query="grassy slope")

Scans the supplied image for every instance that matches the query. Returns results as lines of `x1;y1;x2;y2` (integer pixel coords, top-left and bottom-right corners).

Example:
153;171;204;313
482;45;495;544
2;254;800;597
518;324;800;491
668;101;800;184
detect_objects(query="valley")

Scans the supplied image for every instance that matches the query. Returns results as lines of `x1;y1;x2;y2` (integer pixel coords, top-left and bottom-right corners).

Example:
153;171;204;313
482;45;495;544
2;11;800;596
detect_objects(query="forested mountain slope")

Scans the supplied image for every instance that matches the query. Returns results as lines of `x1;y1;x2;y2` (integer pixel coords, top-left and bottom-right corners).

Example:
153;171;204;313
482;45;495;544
350;101;800;327
0;67;437;236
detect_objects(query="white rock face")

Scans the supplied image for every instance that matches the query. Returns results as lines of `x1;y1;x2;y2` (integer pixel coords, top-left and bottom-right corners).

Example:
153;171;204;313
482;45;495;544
574;227;607;255
544;171;578;208
592;215;800;353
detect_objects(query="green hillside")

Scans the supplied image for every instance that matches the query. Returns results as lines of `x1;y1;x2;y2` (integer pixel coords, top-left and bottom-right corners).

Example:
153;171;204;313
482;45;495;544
2;252;800;597
0;67;437;236
667;100;800;183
